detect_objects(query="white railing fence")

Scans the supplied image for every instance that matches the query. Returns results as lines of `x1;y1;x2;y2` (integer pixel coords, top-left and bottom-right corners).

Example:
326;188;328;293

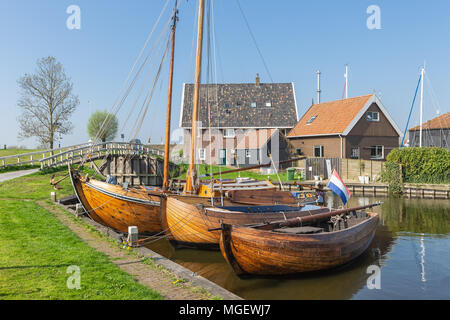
0;142;164;170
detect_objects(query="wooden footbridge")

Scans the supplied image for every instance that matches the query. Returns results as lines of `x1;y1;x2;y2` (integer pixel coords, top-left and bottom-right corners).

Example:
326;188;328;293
0;142;165;170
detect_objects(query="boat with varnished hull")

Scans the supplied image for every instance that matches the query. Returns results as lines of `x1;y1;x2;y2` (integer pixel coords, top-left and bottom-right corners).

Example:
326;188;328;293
161;195;328;249
219;204;380;276
69;165;163;234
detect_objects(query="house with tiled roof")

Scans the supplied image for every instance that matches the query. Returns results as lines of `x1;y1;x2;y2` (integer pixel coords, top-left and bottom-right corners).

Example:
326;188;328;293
179;76;298;166
408;112;450;149
287;94;402;160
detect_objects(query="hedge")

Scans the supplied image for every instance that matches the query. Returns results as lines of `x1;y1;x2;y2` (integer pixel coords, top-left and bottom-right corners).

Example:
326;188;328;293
385;147;450;184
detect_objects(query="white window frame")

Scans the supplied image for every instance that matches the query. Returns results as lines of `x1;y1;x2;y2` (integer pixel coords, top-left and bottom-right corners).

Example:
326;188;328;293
366;111;380;122
198;148;206;161
265;101;272;107
313;145;324;158
370;145;384;159
223;128;235;138
351;147;360;159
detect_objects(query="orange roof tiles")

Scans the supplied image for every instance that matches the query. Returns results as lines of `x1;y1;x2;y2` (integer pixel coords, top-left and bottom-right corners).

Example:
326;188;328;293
409;112;450;131
288;94;373;137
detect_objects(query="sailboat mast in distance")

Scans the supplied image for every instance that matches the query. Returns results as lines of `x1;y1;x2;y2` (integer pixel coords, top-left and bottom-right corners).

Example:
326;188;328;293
163;2;179;189
186;0;205;193
419;65;425;148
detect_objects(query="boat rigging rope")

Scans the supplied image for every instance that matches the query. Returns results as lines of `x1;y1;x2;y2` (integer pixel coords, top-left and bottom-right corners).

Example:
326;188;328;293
269;153;284;191
137;205;200;246
132;36;171;140
235;0;274;83
401;75;422;148
130;30;171;138
93;0;172;143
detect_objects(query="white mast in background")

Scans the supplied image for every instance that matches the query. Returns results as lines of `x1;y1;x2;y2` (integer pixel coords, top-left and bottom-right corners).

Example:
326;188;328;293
316;70;321;104
419;65;425;148
344;65;349;99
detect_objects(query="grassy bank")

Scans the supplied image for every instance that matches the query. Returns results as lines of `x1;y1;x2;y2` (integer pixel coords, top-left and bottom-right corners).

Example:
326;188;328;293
0;166;164;300
0;148;43;157
0;148;44;168
0;168;74;200
0;200;162;299
174;163;298;182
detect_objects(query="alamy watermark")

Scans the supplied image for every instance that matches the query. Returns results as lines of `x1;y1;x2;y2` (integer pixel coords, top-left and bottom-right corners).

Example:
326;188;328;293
66;5;81;30
366;265;381;290
67;265;81;290
367;5;381;30
171;122;282;168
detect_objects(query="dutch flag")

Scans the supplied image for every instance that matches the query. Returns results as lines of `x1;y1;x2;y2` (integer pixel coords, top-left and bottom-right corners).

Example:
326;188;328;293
327;169;351;205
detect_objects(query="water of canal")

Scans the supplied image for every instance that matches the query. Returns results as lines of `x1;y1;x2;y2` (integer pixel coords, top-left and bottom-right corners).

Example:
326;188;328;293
146;195;450;299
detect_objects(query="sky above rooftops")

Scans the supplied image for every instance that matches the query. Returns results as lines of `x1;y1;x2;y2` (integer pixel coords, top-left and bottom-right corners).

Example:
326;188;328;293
0;0;449;148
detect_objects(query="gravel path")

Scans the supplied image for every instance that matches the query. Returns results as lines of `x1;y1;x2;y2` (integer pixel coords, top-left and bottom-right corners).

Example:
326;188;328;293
0;168;39;182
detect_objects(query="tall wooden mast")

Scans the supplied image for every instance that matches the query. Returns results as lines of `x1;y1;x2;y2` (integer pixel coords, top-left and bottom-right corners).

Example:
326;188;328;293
185;0;205;192
162;2;179;189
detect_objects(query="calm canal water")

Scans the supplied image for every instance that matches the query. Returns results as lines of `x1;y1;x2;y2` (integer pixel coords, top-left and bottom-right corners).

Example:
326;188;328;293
146;195;450;299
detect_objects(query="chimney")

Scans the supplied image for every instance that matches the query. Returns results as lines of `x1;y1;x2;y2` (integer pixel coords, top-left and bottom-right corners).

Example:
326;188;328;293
256;73;260;86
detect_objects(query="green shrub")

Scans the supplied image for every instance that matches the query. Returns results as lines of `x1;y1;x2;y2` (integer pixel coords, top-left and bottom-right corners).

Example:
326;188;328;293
381;162;403;194
385;147;450;184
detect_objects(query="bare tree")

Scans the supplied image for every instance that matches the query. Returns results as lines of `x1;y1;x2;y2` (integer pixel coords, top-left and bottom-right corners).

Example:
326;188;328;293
17;56;79;149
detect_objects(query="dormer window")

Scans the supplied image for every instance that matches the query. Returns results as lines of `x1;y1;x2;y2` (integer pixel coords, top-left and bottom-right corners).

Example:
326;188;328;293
307;115;317;125
366;111;379;122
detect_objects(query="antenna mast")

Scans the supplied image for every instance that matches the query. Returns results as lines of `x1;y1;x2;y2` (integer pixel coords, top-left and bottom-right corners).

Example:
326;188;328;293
344;64;349;99
316;70;321;104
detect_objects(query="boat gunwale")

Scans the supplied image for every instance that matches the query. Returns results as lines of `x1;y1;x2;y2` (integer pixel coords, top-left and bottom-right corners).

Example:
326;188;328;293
84;180;161;206
226;211;379;240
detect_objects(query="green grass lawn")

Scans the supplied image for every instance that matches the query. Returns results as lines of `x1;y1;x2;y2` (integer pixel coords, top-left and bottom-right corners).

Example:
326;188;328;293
175;163;298;182
0;200;162;300
0;168;74;200
0;165;163;300
0;148;43;157
0;148;44;167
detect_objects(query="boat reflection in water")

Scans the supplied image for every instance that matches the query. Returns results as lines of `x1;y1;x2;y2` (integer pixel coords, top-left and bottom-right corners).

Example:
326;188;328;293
146;195;450;300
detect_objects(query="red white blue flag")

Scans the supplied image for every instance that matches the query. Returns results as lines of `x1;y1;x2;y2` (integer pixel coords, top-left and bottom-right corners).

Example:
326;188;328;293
327;169;351;205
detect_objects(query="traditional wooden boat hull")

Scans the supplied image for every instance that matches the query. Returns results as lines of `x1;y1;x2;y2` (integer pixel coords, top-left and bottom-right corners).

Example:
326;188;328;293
219;212;379;276
69;166;163;234
161;195;328;249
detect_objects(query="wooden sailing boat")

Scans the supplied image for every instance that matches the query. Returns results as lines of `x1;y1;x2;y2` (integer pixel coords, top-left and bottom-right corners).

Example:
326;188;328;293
68;2;308;236
161;0;326;249
219;204;380;276
67;2;183;235
69;168;163;234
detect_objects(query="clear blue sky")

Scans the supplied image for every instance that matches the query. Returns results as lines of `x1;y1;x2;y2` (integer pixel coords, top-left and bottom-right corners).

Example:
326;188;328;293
1;0;449;148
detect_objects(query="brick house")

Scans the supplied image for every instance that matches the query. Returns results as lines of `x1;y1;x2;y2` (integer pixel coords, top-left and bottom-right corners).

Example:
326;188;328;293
179;77;298;166
408;112;449;149
287;94;402;160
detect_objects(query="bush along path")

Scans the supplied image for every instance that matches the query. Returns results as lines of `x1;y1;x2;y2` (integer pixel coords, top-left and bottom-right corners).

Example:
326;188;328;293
0;167;216;300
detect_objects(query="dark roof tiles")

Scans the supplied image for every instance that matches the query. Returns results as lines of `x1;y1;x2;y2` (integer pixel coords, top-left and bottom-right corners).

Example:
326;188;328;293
180;83;298;128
